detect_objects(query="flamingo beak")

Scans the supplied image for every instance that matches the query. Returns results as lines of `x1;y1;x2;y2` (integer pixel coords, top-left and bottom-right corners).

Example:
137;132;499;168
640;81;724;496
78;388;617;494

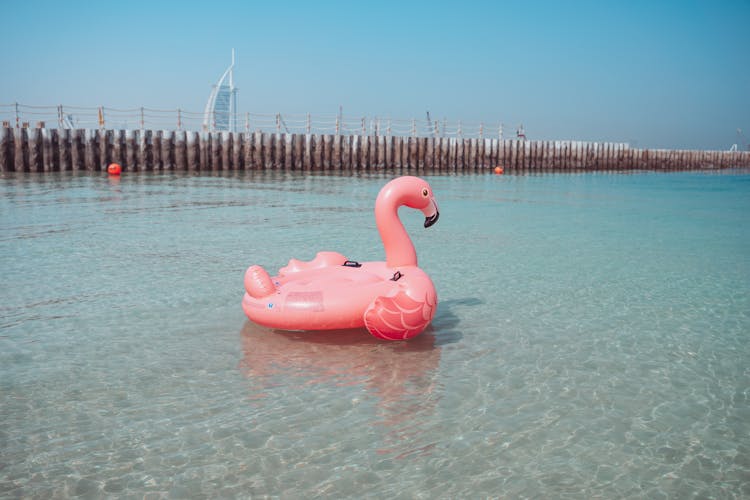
422;198;439;228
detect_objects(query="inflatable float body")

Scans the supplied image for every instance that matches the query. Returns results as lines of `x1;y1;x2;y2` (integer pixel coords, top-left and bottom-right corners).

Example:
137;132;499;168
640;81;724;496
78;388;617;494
242;176;439;340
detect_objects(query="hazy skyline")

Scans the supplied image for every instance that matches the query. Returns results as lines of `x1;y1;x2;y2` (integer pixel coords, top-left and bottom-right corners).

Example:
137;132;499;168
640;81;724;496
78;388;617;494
2;0;748;150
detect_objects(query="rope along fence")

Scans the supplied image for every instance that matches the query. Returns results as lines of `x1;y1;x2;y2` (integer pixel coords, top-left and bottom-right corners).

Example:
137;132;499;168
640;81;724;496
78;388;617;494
0;103;518;140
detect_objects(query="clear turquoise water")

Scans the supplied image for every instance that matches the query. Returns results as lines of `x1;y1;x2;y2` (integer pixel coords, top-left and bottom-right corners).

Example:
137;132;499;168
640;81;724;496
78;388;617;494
1;169;749;498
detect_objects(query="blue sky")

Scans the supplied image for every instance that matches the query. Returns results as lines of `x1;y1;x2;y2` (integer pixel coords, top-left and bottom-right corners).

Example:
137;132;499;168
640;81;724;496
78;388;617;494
2;0;748;150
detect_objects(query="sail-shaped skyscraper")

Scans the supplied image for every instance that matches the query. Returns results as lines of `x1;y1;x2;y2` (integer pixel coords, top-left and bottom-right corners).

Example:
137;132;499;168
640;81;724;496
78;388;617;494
202;50;238;132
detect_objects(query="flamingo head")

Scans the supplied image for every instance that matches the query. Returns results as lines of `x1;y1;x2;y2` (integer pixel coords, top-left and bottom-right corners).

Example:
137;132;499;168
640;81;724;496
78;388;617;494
381;176;439;228
376;176;440;268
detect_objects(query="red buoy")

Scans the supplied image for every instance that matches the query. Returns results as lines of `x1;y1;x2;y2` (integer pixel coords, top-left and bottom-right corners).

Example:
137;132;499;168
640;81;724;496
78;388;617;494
107;163;122;175
494;166;504;175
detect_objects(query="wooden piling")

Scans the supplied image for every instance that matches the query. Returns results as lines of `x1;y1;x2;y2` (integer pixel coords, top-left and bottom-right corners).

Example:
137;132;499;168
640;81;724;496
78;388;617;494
313;134;321;170
289;133;299;170
282;133;291;170
172;131;184;170
41;128;52;171
57;129;69;171
320;134;328;171
159;130;171;170
27;127;41;172
96;129;106;171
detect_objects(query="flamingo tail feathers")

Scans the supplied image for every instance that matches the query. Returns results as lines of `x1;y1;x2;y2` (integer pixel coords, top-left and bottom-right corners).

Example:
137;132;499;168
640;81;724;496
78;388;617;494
245;265;276;299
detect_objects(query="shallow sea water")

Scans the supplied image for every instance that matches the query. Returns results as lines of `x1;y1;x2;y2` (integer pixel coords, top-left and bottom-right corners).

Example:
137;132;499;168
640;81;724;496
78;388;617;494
1;169;749;498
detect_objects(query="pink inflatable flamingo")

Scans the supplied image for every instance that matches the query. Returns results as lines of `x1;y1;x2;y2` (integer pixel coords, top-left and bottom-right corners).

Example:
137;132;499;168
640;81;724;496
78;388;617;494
242;176;439;340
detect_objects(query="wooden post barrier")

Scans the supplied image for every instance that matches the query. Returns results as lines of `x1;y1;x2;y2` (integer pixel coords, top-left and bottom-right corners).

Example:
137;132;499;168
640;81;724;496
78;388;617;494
2;126;750;172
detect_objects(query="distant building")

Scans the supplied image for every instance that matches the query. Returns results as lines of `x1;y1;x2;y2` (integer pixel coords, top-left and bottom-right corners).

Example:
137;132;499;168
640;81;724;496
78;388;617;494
202;50;238;132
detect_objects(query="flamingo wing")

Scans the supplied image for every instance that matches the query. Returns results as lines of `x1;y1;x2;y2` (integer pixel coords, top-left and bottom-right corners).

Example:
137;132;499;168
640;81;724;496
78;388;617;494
280;251;348;275
363;290;436;340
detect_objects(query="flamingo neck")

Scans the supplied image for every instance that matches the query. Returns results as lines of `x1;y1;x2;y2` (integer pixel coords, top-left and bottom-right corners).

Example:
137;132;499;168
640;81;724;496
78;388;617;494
376;191;417;268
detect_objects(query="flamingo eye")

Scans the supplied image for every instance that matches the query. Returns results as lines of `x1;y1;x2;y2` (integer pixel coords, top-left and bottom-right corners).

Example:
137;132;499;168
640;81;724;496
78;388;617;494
422;188;429;197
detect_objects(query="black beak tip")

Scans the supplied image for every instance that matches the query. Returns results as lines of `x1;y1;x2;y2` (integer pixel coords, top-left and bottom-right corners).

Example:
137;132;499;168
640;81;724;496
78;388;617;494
424;210;440;228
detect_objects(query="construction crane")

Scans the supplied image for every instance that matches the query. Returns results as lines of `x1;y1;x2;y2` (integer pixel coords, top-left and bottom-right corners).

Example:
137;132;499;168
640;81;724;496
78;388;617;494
516;124;527;140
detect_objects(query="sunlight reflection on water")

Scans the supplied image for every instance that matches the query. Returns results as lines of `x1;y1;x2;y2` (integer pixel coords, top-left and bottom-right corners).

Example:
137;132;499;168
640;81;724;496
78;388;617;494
1;169;749;498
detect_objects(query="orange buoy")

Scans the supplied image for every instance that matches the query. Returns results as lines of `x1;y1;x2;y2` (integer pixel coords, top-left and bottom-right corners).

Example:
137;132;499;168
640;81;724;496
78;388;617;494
107;163;122;175
494;166;504;175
